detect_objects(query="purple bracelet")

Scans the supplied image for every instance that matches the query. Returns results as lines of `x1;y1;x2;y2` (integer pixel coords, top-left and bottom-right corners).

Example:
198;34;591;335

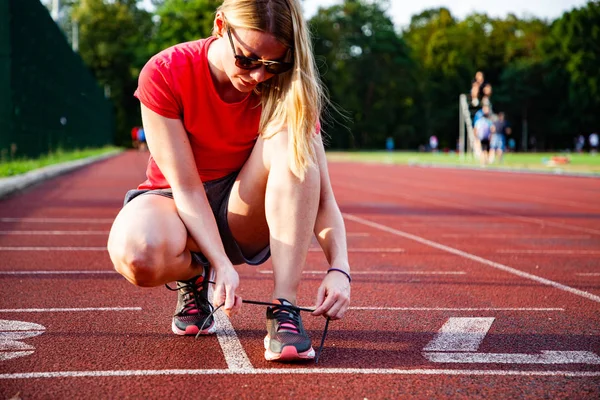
327;268;352;283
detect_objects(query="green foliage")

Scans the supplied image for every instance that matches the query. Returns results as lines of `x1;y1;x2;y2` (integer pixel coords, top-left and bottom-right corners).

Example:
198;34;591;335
150;0;222;54
311;0;418;149
0;146;120;177
48;0;599;151
71;0;154;146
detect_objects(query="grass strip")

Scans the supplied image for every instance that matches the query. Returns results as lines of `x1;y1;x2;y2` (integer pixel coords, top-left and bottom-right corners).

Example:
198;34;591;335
0;146;121;177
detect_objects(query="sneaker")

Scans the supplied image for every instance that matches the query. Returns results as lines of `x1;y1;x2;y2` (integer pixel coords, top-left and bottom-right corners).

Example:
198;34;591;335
264;298;315;361
168;264;215;336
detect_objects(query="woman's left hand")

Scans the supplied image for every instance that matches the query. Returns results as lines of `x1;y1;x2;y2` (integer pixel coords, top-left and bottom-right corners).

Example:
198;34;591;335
312;268;351;320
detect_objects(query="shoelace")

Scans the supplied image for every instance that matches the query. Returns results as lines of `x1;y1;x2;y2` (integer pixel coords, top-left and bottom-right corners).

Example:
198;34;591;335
198;299;331;364
165;278;214;316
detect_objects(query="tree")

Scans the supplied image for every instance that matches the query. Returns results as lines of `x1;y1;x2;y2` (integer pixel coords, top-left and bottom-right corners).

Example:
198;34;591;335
71;0;154;145
310;0;417;149
149;0;222;54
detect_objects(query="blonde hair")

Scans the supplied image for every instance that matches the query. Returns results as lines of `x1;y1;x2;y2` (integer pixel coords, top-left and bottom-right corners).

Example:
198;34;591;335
215;0;324;180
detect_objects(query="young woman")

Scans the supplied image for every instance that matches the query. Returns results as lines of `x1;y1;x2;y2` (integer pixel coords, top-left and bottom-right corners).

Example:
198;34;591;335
107;0;351;362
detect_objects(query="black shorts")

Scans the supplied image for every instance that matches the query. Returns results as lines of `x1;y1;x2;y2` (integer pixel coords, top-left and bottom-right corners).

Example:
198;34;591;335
480;138;490;152
123;172;270;266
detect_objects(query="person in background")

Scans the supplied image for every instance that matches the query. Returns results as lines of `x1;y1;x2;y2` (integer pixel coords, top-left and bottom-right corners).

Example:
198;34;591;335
107;0;351;363
130;126;140;149
576;135;585;153
474;108;494;166
589;132;598;155
136;126;147;152
490;112;511;164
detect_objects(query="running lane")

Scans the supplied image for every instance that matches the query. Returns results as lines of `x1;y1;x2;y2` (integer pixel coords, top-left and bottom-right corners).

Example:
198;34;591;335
1;153;598;399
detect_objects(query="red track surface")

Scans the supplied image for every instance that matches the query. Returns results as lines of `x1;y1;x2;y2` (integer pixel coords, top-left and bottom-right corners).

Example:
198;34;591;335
1;151;599;399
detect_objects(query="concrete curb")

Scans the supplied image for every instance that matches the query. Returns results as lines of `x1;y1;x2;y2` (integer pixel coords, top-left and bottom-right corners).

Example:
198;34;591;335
0;149;124;199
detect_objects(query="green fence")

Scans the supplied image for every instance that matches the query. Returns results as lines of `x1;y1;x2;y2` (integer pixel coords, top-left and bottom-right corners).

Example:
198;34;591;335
0;0;114;160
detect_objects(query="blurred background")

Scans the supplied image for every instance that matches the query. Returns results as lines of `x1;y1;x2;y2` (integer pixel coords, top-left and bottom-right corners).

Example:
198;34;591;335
1;0;599;160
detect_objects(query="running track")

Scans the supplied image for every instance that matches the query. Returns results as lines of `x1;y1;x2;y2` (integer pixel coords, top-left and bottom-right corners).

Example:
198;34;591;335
1;151;599;399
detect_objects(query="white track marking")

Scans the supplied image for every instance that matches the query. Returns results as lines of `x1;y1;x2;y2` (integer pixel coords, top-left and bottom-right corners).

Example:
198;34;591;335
0;320;45;361
0;271;117;275
424;318;495;351
0;368;598;379
0;231;108;235
0;218;113;224
0;332;40;350
425;351;600;365
0;308;141;312
577;273;600;277
349;307;564;311
0;351;33;361
258;270;464;275
213;310;254;371
442;234;592;239
344;214;600;303
497;250;600;255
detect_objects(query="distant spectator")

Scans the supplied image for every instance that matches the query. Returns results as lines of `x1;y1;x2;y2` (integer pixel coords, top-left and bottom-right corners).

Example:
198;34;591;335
474;108;494;166
473;105;491;126
469;71;486;107
137;126;147;152
490;112;511;163
429;135;438;152
589;132;599;154
508;138;516;152
131;126;140;149
385;136;395;152
480;83;493;111
576;135;585;153
470;82;480;107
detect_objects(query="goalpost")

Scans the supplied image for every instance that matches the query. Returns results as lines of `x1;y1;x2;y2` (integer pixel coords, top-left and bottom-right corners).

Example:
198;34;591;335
458;94;477;160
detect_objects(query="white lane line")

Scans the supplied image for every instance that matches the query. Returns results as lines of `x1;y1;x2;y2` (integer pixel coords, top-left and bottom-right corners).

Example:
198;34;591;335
258;270;464;275
442;234;592;239
0;351;34;361
213;310;254;371
0;218;113;224
424;318;495;351
349;307;564;311
497;250;600;255
0;271;116;275
0;247;106;251
0;307;142;312
344;214;600;304
1;368;598;379
0;231;108;235
425;351;600;365
577;273;600;277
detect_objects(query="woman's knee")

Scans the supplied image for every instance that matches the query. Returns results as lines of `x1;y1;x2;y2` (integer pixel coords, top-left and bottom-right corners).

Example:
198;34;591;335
108;236;166;287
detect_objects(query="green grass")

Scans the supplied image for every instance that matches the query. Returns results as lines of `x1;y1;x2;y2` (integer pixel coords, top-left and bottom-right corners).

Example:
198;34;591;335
326;151;600;176
0;146;122;178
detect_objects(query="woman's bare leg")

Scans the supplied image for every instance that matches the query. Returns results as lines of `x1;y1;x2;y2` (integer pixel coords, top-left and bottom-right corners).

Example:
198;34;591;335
107;194;204;286
228;132;320;304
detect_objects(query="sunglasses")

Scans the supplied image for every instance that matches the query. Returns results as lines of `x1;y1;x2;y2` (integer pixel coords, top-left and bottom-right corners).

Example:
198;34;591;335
226;27;293;75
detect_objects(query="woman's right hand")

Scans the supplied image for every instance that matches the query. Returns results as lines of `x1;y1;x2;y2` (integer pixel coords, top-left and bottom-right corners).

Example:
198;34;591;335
211;262;242;317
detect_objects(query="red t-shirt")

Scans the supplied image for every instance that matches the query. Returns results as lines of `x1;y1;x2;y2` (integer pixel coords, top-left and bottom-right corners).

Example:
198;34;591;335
134;37;262;189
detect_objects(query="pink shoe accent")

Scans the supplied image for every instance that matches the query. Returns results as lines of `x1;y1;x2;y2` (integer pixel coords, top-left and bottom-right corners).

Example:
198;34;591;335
171;319;215;336
263;335;315;361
